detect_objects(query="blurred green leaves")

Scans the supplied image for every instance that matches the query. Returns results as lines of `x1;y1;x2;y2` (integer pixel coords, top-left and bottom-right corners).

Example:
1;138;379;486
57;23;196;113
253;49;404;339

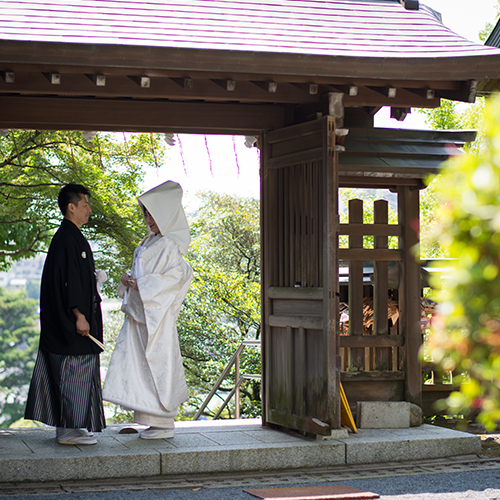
428;96;500;430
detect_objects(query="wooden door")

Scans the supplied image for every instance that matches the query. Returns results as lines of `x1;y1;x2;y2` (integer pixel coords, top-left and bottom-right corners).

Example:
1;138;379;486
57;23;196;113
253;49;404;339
261;116;341;436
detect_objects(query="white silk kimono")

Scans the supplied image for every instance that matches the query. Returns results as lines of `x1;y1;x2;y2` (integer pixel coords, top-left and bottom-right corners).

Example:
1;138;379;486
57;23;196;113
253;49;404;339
103;234;193;424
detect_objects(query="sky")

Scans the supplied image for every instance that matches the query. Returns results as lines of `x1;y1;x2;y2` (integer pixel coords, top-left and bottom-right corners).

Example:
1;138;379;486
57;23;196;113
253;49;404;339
144;0;499;208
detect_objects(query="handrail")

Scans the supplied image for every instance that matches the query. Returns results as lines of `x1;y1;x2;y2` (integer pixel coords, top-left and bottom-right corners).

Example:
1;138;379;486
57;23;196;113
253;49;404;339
193;339;261;420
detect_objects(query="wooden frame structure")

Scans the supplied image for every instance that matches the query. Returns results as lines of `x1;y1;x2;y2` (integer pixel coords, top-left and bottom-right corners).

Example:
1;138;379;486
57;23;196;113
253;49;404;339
2;0;500;436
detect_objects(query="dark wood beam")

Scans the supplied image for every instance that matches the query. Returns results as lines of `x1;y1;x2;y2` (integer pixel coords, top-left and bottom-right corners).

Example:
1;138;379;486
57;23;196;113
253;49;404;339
0;70;15;83
3;40;500;88
0;72;318;104
435;80;478;103
0;95;285;134
391;107;411;121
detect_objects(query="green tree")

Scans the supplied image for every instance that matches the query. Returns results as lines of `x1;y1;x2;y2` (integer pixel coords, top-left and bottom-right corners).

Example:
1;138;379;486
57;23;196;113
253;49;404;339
418;95;487;260
427;95;500;431
479;0;500;42
178;192;261;419
0;287;39;427
0;130;167;294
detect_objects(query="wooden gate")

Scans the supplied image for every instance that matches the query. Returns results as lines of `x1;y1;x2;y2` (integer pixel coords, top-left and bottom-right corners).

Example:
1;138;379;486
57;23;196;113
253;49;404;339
261;116;341;436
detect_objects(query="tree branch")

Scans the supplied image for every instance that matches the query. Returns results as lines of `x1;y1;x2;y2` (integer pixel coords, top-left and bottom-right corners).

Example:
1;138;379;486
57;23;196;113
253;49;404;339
0;229;44;256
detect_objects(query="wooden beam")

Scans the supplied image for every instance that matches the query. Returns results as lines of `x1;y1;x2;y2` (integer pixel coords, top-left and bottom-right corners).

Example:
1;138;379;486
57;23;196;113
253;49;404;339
43;72;61;85
339;335;404;348
398;185;422;406
329;84;358;96
292;82;319;95
211;79;236;91
0;95;285;134
406;88;435;100
87;73;106;86
436;80;478;103
0;71;15;83
369;86;397;98
338;248;402;261
171;77;193;89
0;72;320;105
391;107;411;121
252;80;278;93
3;40;500;85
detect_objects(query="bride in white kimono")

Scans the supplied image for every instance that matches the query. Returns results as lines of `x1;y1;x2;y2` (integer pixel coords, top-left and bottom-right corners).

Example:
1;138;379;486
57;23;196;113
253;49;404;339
103;181;193;439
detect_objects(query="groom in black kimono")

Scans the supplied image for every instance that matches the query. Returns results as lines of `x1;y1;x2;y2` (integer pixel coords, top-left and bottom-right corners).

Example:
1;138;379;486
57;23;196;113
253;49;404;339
25;183;106;445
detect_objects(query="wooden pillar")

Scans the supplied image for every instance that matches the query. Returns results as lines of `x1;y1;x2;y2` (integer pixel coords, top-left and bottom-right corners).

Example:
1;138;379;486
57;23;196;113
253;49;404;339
398;186;422;406
348;199;364;371
261;133;270;425
374;199;389;370
323;116;340;428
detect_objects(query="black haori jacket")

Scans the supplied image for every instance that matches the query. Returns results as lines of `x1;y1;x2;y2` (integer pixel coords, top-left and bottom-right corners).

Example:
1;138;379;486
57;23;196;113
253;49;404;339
39;218;103;355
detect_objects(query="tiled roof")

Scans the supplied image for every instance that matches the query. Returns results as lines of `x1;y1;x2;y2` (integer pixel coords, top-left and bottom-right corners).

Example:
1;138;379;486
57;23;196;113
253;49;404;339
1;0;499;59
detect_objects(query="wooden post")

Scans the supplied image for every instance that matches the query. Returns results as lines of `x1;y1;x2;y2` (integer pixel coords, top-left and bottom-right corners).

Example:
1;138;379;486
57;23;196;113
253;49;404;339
398;186;422;406
323;116;340;428
374;199;389;370
348;199;365;371
261;133;270;425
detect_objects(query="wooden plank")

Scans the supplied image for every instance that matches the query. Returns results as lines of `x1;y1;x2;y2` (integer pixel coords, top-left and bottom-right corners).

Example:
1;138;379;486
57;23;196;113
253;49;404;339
278;167;284;287
269;132;324;159
268;287;323;300
0;95;285;134
339;176;422;189
272;298;323;316
313;160;321;287
296;326;307;417
268;314;323;330
266;148;323;170
287;325;294;414
261;133;271;426
268;409;331;436
348;199;366;371
265;119;324;145
339;223;401;237
348;199;364;360
339;335;403;348
341;370;405;382
398;186;422;406
284;167;291;287
323;116;340;428
374;200;389;370
342;380;405;408
338;248;402;261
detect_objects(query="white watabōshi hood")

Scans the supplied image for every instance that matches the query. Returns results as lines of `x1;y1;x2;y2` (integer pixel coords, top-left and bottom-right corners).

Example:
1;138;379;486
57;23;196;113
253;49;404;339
137;181;191;254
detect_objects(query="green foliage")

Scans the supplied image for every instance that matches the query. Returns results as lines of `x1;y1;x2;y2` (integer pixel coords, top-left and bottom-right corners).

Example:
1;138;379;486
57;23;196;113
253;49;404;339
427;96;500;431
420;176;447;259
0;287;39;427
178;192;261;419
479;0;500;42
419;96;487;260
0;130;168;293
419;98;485;155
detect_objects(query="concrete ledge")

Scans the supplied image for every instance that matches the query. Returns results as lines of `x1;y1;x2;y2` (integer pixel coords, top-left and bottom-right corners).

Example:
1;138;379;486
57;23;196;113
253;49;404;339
338;425;481;465
0;422;481;483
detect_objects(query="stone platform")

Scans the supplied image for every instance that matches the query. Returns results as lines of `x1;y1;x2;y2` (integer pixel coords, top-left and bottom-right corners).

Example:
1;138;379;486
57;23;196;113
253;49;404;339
0;419;481;484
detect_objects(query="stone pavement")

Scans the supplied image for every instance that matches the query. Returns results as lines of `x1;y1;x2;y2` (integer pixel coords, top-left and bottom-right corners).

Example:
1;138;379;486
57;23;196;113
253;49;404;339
0;419;481;484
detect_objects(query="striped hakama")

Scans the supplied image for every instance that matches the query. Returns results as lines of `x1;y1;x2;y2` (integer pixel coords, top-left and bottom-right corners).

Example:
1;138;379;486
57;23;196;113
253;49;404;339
25;350;106;432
